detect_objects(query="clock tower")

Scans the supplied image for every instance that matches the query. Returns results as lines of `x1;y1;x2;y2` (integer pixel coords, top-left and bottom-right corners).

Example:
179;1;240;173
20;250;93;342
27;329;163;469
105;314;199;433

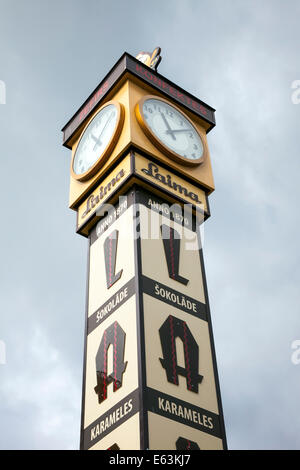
62;49;227;450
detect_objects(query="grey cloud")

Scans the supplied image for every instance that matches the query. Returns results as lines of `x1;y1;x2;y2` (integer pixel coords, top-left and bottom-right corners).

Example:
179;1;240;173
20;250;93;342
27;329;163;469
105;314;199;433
0;0;300;449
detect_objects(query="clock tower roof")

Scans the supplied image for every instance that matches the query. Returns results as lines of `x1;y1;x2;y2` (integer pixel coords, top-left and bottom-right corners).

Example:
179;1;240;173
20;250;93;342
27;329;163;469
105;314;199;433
61;52;216;150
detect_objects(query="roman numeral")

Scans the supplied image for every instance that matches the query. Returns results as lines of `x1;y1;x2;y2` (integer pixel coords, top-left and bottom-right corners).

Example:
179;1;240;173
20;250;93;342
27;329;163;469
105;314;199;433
160;224;189;285
159;315;203;393
104;229;123;289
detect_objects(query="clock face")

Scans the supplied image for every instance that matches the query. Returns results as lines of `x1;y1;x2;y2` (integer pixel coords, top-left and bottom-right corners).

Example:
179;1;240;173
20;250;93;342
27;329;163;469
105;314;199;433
72;101;124;181
136;96;205;165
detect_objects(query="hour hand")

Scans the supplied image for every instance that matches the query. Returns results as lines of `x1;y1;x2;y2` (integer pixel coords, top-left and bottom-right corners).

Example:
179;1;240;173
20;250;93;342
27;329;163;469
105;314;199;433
91;133;102;150
160;112;176;141
166;128;191;134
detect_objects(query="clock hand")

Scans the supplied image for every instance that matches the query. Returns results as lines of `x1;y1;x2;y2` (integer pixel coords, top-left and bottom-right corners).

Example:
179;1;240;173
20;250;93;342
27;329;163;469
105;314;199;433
160;112;176;141
99;111;115;138
91;133;102;149
165;128;191;134
92;111;114;151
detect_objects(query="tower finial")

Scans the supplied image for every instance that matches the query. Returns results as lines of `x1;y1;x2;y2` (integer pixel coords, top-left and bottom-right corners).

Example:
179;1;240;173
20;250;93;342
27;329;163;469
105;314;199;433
136;46;162;71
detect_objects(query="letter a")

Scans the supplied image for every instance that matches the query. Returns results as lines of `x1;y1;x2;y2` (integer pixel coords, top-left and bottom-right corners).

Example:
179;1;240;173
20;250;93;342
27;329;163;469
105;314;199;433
176;437;200;450
94;321;127;404
159;315;203;393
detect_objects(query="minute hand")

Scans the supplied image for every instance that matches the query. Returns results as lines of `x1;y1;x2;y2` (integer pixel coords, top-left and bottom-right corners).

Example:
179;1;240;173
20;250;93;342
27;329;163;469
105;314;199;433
165;128;191;134
160;112;176;141
93;111;114;151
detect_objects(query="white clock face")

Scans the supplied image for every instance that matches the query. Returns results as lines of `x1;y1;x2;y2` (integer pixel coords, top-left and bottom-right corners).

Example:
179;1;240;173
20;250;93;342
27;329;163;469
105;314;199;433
142;98;204;162
73;103;118;177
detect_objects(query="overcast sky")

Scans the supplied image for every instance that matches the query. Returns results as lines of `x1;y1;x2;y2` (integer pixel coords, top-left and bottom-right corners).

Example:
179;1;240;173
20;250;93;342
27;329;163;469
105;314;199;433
0;0;300;450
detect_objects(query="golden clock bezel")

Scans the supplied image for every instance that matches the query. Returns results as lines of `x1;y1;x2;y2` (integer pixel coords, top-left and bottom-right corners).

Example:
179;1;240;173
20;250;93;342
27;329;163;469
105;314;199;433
71;100;125;182
135;95;206;167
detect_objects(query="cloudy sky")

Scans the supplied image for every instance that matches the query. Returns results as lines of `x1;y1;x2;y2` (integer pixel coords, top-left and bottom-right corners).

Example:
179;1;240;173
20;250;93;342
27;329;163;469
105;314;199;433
0;0;300;450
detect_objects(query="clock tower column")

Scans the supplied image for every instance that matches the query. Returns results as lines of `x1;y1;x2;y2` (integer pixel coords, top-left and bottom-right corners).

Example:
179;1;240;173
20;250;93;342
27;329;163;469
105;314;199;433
62;49;227;450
